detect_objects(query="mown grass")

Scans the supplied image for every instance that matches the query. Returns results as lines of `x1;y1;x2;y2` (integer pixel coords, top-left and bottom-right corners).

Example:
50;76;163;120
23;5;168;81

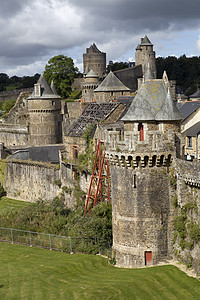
0;243;200;300
0;197;31;215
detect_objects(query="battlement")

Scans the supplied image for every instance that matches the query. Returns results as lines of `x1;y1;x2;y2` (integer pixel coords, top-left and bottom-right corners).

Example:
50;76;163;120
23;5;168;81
106;151;172;168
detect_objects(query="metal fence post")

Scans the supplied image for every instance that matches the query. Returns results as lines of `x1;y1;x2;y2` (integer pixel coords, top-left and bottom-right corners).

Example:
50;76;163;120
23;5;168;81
49;234;52;250
11;228;13;244
69;237;73;254
29;231;32;247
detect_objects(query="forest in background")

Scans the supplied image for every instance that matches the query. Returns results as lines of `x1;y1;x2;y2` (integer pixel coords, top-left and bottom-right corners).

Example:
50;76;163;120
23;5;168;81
156;55;200;96
1;54;200;97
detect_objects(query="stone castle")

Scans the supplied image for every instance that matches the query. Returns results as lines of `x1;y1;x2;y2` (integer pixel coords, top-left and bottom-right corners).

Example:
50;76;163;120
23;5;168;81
0;36;200;273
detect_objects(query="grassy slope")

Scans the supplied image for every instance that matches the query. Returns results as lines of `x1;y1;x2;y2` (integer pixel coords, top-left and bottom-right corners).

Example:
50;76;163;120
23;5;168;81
0;197;31;215
0;243;200;300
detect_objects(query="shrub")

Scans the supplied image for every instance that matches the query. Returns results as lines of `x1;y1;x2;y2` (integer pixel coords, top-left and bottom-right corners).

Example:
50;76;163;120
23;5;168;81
174;211;187;239
0;183;6;198
188;222;200;242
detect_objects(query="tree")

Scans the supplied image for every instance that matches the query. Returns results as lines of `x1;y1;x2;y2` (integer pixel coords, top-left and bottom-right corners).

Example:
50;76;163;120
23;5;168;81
44;55;79;99
0;73;9;91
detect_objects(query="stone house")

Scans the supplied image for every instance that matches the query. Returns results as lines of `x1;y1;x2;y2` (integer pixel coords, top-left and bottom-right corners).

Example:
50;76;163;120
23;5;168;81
178;100;200;159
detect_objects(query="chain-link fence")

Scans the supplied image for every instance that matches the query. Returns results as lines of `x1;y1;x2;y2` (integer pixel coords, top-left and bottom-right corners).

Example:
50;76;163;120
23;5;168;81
0;227;112;256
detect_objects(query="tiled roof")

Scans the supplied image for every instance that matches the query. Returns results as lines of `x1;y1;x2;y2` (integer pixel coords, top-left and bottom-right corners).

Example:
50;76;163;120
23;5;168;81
28;74;60;99
140;35;153;46
8;145;64;163
66;103;119;137
94;71;130;92
85;70;99;78
178;101;200;121
189;90;200;99
121;79;182;121
185;121;200;137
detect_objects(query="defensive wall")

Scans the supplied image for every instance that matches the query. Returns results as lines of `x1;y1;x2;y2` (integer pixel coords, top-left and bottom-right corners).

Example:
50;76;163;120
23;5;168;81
0;88;32;102
2;158;91;209
114;65;142;92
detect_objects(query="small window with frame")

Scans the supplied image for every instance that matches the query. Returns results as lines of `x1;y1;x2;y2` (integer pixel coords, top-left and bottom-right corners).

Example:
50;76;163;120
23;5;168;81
187;137;192;148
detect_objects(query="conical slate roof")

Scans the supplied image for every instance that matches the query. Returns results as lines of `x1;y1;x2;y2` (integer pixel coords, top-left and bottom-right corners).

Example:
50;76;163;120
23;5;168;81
94;71;130;92
28;74;61;99
121;79;182;122
85;70;99;78
140;35;153;46
136;44;141;50
51;80;59;95
155;88;183;120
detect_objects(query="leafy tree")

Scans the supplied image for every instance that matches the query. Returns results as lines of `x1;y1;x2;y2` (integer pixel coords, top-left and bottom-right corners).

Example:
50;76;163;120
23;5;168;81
156;55;200;95
44;55;79;99
0;73;9;91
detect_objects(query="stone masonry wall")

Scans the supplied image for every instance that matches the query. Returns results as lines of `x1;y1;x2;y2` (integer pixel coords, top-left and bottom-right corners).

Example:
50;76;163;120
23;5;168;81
114;65;143;92
4;161;61;202
3;159;90;209
173;159;200;274
111;164;176;268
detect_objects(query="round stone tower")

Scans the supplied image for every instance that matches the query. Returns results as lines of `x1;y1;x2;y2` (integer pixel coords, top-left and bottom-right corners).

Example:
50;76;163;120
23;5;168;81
104;74;183;268
135;35;156;79
27;75;62;146
81;70;100;102
83;43;106;77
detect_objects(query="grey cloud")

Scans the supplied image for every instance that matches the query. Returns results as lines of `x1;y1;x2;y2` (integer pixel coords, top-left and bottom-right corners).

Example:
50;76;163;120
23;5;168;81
0;0;31;17
0;0;200;76
69;0;200;33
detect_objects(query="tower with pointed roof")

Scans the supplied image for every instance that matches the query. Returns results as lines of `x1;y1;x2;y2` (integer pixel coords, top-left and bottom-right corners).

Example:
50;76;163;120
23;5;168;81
27;74;62;146
83;43;106;77
81;70;100;102
135;35;156;79
101;72;183;268
94;71;130;103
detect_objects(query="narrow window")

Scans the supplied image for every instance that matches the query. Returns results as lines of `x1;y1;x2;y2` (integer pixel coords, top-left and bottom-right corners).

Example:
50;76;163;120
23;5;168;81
188;137;192;148
72;145;79;159
133;174;137;188
138;123;144;141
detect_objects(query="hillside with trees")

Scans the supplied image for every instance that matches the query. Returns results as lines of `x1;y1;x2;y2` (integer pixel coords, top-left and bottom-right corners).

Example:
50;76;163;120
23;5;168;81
156;55;200;95
0;73;40;92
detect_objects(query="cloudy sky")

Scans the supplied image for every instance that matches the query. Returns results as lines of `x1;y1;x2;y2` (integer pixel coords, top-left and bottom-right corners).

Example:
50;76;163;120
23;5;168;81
1;0;200;76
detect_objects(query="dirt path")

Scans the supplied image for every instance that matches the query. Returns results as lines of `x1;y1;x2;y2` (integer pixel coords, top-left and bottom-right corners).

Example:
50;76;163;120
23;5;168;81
159;259;199;279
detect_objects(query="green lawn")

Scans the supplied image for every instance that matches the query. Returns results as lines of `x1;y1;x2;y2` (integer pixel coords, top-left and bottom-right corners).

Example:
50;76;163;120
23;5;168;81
0;243;200;299
0;197;31;215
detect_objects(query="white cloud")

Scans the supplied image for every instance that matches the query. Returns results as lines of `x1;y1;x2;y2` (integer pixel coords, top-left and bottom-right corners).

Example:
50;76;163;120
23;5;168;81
196;35;200;52
0;0;200;76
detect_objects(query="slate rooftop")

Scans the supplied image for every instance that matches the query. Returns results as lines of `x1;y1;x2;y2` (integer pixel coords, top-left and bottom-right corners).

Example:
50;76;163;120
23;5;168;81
66;103;120;137
28;74;60;100
94;71;130;92
121;79;183;121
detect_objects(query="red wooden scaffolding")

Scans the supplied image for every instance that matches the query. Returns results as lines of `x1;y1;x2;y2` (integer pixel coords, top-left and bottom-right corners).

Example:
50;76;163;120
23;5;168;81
84;140;110;216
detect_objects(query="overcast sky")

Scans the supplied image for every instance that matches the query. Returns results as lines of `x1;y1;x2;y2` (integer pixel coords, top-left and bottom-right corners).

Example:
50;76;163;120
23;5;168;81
1;0;200;76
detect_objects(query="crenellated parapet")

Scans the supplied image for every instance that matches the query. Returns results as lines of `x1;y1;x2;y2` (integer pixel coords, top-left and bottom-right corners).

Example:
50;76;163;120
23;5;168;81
106;151;172;168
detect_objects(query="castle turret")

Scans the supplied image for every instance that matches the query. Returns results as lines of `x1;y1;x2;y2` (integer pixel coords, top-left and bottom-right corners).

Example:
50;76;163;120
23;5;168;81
83;43;106;77
94;71;130;103
103;73;183;268
81;70;100;102
135;35;157;79
27;75;62;146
